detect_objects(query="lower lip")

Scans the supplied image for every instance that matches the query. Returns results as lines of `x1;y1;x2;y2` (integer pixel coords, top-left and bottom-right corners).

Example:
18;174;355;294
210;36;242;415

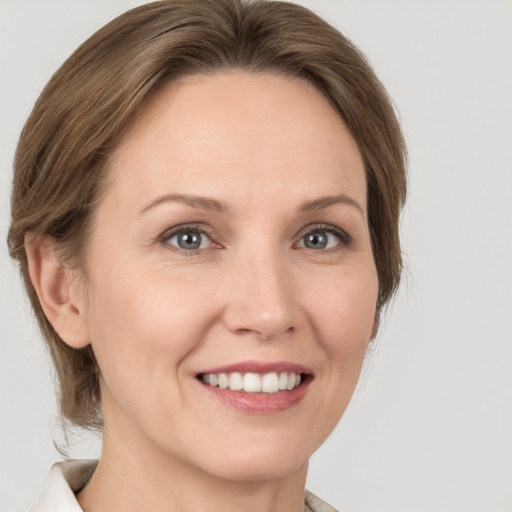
199;380;311;414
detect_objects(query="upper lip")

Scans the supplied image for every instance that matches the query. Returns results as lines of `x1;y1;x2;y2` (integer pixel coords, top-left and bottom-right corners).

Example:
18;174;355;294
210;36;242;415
197;360;312;376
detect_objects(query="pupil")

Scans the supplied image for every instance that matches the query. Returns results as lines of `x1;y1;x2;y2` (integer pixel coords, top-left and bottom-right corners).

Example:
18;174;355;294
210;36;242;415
305;232;327;249
178;232;201;249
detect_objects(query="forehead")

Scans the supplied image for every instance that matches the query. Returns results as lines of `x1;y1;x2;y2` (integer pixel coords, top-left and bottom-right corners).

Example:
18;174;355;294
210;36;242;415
103;71;366;213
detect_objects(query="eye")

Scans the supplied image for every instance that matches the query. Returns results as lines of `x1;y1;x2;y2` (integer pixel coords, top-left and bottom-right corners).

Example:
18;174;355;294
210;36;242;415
296;226;350;250
164;228;212;251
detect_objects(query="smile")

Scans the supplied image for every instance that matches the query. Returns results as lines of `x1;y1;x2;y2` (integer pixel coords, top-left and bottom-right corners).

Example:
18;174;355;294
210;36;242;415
196;361;313;413
199;371;302;393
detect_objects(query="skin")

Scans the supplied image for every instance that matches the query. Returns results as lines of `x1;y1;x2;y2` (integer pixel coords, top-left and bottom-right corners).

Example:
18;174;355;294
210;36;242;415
27;72;378;512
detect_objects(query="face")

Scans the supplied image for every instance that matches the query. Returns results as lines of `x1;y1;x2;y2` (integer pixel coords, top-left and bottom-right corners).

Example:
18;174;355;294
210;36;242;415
77;72;378;482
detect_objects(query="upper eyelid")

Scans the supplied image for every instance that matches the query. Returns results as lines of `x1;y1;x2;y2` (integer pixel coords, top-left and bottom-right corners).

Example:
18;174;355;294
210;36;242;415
160;223;215;239
295;223;351;241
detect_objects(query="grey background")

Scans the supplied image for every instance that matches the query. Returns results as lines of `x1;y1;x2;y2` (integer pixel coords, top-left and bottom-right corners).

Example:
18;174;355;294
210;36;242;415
1;1;511;511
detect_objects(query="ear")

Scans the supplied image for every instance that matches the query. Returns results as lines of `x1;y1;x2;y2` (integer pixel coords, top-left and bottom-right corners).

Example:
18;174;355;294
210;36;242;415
25;233;90;349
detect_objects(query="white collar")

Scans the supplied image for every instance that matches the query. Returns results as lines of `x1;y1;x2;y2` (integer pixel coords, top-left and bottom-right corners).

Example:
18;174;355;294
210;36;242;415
29;459;97;512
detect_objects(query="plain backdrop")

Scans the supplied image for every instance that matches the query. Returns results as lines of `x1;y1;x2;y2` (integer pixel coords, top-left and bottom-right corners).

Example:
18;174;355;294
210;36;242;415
1;1;511;511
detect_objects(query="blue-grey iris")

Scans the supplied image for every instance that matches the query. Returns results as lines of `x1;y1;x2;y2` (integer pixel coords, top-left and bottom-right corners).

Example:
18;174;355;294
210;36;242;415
177;231;202;250
304;232;327;249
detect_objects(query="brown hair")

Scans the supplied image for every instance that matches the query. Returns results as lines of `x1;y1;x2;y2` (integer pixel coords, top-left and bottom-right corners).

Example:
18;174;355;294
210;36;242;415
8;0;407;429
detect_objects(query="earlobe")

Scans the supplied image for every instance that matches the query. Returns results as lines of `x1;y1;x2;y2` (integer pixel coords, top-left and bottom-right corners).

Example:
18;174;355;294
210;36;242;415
25;233;90;349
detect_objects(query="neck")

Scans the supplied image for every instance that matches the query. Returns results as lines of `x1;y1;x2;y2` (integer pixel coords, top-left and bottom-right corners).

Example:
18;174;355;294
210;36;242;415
77;420;309;512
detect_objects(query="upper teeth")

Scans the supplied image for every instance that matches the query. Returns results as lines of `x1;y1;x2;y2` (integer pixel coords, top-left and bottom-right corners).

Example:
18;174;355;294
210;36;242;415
201;372;302;393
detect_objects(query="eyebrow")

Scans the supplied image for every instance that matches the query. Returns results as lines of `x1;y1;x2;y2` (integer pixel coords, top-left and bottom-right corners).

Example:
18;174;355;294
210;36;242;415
140;193;229;215
139;192;364;216
299;194;365;216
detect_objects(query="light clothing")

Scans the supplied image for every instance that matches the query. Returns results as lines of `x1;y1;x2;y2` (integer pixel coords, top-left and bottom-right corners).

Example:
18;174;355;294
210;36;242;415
29;460;95;512
29;459;340;512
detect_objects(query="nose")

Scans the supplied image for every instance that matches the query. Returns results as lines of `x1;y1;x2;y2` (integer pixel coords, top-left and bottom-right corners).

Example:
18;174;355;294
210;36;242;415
222;249;298;342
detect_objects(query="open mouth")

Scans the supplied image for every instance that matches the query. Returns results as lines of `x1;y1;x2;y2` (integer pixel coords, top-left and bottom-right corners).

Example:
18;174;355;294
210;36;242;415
197;371;311;394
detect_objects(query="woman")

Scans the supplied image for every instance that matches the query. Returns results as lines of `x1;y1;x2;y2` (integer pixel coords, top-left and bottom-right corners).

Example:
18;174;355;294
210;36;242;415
7;1;406;511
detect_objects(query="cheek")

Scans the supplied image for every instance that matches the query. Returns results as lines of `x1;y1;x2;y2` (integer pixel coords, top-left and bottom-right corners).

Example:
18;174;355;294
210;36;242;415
81;266;220;429
297;263;378;447
312;264;377;342
83;264;221;377
306;262;378;391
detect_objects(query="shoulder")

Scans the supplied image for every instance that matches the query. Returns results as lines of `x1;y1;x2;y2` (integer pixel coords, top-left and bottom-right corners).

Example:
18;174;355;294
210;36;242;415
29;459;97;512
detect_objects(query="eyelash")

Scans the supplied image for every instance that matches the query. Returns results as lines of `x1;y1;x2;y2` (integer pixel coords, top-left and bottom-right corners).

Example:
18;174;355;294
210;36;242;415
297;224;353;251
159;224;218;256
158;223;353;256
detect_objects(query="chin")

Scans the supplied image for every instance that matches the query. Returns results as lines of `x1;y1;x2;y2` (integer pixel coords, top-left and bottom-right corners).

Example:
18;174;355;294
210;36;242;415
192;433;314;483
206;456;307;484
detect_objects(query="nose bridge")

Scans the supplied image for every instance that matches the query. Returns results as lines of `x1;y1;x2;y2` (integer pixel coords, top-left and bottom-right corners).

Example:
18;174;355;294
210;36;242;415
224;243;297;340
